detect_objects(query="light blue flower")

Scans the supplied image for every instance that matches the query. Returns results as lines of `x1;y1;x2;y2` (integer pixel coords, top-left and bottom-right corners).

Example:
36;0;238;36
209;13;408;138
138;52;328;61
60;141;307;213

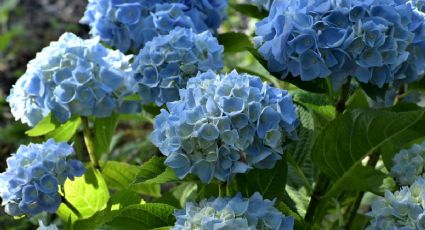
7;33;137;127
133;27;223;105
0;139;85;216
367;177;425;229
391;141;425;186
80;0;228;53
151;70;298;183
254;0;425;89
173;192;294;230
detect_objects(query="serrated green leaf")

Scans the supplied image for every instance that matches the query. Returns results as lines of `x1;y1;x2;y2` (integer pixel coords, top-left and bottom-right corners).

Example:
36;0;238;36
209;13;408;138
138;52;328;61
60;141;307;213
93;114;119;158
46;117;81;142
102;161;160;197
25;113;59;137
324;164;387;198
230;3;268;19
101;203;175;230
132;156;179;185
155;182;198;208
235;157;288;201
218;32;252;53
311;109;425;180
57;168;110;222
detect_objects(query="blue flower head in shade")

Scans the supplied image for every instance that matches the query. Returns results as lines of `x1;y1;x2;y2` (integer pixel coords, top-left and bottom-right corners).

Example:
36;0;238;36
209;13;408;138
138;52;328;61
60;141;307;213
254;0;425;89
151;70;298;183
367;177;425;229
80;0;228;53
133;27;224;106
391;141;425;186
173;192;294;230
0;139;85;217
7;32;137;127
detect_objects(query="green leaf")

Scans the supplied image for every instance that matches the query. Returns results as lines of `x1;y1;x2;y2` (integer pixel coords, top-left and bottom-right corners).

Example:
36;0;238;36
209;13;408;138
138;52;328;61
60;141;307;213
132;156;179;185
101;203;175;230
235;157;288;201
218;32;252;53
46;117;81;142
102;161;160;197
247;48;329;93
155;182;198;208
73;190;141;230
230;3;268;19
311;109;425;180
57;168;110;222
25;113;59;137
324;164;387;198
93;114;119;158
346;89;369;111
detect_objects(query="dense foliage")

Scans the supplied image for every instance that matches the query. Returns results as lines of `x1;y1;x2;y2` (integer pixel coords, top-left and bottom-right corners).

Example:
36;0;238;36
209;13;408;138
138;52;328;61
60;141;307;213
3;0;425;229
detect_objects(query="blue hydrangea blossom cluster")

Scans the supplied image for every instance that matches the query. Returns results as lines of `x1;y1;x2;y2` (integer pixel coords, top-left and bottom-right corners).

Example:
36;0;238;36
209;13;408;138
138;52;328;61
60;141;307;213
391;141;425;186
7;32;136;127
151;71;298;183
254;0;425;88
80;0;228;53
0;139;85;216
173;192;294;230
133;27;224;106
367;178;425;229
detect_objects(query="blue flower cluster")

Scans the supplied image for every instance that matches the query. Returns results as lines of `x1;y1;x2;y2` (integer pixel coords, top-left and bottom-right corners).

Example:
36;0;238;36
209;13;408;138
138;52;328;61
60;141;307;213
173;192;294;230
391;141;425;186
254;0;425;88
80;0;228;53
0;139;85;216
151;70;298;183
7;32;136;127
37;220;58;230
133;27;224;106
367;178;425;229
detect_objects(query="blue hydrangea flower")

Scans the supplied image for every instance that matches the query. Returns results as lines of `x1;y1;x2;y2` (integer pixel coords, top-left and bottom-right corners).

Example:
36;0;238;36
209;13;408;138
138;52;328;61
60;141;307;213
0;139;85;217
37;220;58;230
367;178;425;229
151;70;298;183
173;192;294;230
80;0;228;53
391;141;425;186
254;0;425;89
133;27;224;106
7;32;137;127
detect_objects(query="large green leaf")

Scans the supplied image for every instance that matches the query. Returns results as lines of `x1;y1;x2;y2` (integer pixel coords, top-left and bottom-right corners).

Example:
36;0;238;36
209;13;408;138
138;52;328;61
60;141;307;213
229;3;268;19
247;48;329;93
102;161;160;197
93;114;119;158
311;109;425;180
46;117;81;142
25;113;59;137
132;156;179;185
57;168;110;222
235;157;288;201
101;203;175;230
218;32;252;53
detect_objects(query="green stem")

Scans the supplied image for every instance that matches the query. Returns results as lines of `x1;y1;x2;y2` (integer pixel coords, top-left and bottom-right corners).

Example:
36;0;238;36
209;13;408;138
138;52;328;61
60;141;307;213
81;117;100;170
344;151;380;228
305;77;352;225
61;196;82;219
219;183;227;197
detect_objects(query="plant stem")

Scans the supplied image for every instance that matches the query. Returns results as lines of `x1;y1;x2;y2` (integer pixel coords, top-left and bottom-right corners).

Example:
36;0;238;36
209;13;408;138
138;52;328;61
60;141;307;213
305;77;352;225
219;182;227;197
344;151;380;228
61;196;82;219
81;117;100;170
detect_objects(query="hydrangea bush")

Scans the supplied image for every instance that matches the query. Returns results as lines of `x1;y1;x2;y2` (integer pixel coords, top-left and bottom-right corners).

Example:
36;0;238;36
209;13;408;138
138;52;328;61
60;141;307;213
133;27;224;105
4;0;425;229
151;70;298;183
0;139;85;216
173;192;294;229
